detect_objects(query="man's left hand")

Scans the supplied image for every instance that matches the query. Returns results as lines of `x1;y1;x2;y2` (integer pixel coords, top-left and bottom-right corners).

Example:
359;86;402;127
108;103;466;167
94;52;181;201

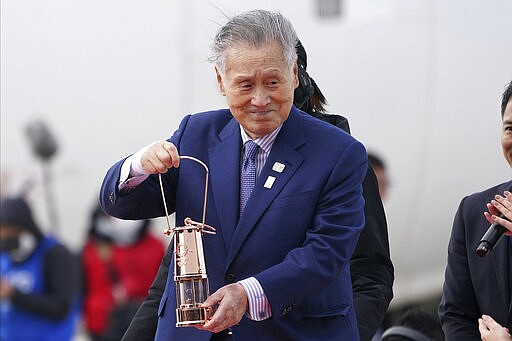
198;283;248;333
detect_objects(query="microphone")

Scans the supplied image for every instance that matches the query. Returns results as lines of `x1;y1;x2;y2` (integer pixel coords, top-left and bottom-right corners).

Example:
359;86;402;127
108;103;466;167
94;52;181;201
25;120;58;161
476;214;507;257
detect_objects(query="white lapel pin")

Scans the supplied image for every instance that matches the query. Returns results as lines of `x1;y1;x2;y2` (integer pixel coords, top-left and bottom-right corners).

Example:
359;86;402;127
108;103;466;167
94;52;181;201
264;176;276;189
272;162;285;173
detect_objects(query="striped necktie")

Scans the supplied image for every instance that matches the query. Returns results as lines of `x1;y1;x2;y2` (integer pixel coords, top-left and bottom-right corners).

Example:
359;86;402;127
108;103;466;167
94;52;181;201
240;140;259;215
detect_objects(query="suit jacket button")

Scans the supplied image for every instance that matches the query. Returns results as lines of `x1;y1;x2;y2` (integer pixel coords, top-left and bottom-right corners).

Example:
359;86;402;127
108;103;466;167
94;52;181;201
109;192;115;203
225;274;236;283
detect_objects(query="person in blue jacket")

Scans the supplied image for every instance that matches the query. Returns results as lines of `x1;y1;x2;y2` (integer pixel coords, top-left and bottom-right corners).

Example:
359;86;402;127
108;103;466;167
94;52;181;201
0;196;80;341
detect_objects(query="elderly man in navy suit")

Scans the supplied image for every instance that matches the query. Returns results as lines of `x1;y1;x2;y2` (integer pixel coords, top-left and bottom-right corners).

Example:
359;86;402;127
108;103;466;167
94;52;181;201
100;10;367;341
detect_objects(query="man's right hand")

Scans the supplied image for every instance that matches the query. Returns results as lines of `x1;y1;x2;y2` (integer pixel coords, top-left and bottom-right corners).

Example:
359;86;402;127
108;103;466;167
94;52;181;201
478;315;512;340
135;140;180;174
484;190;512;236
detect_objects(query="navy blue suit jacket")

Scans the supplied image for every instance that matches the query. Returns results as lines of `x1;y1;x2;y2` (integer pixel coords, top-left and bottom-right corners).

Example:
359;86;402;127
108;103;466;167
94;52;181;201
439;180;512;340
100;107;367;340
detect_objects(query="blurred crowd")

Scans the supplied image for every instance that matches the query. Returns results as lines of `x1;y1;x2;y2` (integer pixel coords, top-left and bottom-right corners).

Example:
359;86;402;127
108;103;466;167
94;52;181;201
0;196;165;341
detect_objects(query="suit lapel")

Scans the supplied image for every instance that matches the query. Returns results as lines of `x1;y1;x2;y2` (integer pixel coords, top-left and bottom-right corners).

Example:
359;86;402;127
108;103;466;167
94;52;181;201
209;119;242;252
496;181;512;322
491;181;512;322
490;238;510;311
226;109;305;268
508;238;512;323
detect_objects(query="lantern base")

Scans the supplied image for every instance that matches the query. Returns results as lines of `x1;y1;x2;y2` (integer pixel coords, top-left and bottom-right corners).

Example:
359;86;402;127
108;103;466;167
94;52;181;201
176;306;208;327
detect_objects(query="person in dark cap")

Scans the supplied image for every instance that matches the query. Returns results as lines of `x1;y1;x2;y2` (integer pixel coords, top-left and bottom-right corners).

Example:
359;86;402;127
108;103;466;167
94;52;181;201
0;196;80;341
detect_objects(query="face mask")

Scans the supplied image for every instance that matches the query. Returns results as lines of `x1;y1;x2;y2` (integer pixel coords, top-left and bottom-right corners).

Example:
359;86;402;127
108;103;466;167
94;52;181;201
0;236;20;252
10;232;37;263
96;216;143;245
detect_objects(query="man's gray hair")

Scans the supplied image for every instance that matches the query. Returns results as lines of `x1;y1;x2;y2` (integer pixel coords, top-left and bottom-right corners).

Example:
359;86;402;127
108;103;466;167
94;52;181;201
209;10;298;74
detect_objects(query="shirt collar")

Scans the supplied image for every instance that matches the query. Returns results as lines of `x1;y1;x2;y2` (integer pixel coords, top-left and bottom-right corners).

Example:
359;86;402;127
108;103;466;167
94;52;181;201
239;124;282;154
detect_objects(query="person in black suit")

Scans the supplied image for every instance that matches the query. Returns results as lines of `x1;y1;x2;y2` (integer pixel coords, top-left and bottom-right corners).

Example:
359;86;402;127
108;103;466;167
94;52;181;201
439;79;512;340
293;39;394;341
120;39;394;341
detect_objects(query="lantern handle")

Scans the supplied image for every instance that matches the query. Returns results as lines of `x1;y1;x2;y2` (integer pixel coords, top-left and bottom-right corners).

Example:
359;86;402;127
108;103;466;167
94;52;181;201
158;155;210;235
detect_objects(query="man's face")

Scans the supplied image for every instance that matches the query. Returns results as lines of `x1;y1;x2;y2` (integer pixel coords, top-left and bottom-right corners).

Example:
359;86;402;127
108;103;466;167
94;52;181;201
215;42;298;139
502;98;512;167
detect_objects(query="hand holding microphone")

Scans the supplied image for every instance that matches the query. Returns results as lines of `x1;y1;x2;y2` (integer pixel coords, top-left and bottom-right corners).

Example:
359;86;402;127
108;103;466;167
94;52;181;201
476;191;512;257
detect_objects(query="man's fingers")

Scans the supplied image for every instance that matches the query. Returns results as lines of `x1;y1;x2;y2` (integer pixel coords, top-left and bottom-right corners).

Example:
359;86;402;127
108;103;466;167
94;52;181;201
140;141;180;173
487;203;500;217
146;158;168;174
155;148;174;170
492;193;512;219
484;211;494;225
162;141;180;168
201;306;230;333
491;214;512;235
478;318;490;335
482;314;500;328
202;290;222;309
197;285;246;333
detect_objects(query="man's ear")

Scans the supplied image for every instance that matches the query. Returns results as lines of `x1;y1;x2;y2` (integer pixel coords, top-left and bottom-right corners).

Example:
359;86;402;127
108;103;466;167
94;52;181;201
292;62;299;89
215;67;226;96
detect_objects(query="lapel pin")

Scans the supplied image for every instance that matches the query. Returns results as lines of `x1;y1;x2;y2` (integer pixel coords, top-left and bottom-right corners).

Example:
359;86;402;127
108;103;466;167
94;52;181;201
264;176;276;189
272;162;285;173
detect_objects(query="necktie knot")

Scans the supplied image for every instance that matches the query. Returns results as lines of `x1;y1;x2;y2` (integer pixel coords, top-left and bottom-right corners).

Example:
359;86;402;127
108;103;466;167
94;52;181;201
244;140;259;163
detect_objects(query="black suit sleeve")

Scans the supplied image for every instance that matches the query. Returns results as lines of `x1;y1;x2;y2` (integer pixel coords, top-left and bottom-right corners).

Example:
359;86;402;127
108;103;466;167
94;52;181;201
438;196;482;340
350;166;394;341
121;242;172;341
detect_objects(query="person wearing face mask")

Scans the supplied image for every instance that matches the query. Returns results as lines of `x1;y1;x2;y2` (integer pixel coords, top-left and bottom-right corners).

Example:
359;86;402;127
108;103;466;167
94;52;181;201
81;204;165;341
0;196;80;341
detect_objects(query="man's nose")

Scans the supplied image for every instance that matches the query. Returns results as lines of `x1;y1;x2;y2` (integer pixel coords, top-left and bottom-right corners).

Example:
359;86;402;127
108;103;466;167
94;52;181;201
251;87;270;106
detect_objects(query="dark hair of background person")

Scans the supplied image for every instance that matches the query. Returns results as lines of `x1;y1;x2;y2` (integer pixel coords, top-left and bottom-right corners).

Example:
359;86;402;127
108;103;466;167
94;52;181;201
367;151;390;201
502;79;512;116
293;39;328;115
381;308;445;341
368;152;386;172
